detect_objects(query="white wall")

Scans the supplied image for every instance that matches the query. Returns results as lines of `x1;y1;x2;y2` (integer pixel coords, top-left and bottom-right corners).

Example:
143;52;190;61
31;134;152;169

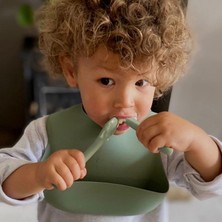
169;0;222;141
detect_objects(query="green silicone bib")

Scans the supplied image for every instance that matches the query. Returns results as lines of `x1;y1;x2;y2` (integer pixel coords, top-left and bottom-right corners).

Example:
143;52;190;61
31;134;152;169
42;104;169;216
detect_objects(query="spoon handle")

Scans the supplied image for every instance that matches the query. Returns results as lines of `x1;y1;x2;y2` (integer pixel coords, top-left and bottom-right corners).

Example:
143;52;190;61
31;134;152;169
126;118;173;155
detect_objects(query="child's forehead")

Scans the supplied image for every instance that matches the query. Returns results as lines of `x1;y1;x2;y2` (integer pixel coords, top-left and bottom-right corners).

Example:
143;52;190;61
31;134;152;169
81;45;154;74
93;47;120;68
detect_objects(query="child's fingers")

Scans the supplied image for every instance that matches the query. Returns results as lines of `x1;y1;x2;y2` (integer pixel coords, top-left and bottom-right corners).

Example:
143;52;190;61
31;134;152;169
54;164;74;189
43;167;68;191
136;115;160;139
137;125;157;144
42;149;87;191
68;149;86;169
136;113;173;152
137;122;162;149
80;168;87;179
64;156;84;181
148;135;169;153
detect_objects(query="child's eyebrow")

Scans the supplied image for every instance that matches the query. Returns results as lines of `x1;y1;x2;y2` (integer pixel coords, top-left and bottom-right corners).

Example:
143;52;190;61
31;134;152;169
137;71;155;83
137;71;150;78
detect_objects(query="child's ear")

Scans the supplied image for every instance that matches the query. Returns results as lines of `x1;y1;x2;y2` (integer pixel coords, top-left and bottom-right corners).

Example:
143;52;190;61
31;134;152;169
59;56;78;87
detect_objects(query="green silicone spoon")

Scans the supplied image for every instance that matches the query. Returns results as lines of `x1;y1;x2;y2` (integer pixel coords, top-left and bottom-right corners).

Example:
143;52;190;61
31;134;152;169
84;117;118;162
125;118;173;155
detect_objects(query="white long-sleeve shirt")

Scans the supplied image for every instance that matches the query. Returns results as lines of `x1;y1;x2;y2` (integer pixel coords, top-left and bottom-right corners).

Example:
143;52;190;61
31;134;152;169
0;116;222;222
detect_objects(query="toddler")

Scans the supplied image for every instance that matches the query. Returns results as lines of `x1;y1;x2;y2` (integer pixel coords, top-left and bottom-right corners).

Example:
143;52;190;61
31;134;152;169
0;0;222;222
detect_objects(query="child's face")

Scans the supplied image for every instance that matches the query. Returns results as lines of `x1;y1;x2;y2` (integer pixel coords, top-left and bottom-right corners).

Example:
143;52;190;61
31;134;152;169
63;46;155;135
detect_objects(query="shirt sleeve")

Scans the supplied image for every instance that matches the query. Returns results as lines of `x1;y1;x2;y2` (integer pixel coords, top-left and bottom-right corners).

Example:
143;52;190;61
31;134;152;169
161;136;222;200
0;116;48;205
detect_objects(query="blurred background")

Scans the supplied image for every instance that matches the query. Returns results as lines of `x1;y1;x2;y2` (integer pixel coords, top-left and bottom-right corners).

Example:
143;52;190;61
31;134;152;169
0;0;40;148
0;0;222;221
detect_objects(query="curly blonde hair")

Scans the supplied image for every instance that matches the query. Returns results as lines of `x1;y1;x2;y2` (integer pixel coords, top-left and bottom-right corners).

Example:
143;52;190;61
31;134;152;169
35;0;192;97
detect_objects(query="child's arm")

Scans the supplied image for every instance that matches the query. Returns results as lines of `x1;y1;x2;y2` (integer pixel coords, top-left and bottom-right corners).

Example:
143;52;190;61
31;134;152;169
136;112;222;182
2;149;86;200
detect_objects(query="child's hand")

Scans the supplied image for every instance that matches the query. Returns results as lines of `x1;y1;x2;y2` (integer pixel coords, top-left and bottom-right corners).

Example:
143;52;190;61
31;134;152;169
36;149;87;191
136;112;205;153
136;111;222;181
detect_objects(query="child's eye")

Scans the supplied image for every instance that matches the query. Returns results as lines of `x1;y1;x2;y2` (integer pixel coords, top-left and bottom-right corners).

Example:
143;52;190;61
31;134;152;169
135;79;148;87
99;78;114;86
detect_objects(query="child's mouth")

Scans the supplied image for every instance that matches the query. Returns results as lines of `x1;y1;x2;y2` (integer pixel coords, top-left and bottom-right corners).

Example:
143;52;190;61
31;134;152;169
118;119;125;125
116;119;130;132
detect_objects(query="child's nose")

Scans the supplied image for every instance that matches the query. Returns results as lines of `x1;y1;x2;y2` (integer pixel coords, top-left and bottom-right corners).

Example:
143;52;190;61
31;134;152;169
113;88;135;108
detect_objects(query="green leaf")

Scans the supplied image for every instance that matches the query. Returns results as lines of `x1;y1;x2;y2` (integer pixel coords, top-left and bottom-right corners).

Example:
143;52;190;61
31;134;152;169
17;4;34;27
